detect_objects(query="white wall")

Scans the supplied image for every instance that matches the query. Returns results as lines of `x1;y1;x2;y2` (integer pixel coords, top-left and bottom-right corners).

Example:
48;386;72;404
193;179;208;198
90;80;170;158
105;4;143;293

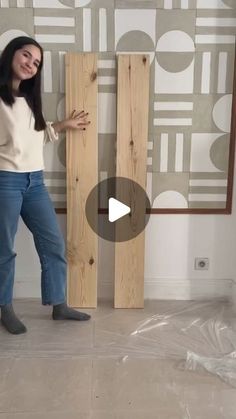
14;159;236;303
144;212;235;299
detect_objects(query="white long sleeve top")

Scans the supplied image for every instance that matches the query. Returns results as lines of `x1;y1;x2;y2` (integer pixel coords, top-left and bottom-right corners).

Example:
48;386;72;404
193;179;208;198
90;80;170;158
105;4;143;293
0;96;59;172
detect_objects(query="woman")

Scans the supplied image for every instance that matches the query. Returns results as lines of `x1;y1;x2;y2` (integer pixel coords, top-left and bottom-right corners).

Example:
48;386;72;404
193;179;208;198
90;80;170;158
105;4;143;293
0;36;91;335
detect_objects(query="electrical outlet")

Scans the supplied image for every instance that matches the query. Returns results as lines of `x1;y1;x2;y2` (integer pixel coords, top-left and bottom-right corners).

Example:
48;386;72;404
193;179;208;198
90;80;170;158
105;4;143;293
195;258;209;270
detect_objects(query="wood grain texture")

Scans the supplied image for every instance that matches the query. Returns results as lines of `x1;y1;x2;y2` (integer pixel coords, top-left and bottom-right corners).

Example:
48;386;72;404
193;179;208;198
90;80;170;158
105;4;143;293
114;54;150;308
66;53;98;308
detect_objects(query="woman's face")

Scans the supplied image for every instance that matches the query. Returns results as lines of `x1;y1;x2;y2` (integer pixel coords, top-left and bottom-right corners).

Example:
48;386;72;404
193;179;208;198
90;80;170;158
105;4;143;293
11;44;41;81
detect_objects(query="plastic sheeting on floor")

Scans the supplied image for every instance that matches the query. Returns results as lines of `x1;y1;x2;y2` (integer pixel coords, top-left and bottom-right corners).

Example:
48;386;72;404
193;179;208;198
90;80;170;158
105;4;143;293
0;298;236;389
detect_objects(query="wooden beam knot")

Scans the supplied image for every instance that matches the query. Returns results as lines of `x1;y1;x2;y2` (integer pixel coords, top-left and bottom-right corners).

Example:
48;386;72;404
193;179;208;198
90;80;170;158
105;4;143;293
89;257;95;265
91;72;97;81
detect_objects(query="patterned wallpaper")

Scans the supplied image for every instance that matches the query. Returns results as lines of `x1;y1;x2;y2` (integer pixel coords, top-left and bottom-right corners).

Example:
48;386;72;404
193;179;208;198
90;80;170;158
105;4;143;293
0;0;235;211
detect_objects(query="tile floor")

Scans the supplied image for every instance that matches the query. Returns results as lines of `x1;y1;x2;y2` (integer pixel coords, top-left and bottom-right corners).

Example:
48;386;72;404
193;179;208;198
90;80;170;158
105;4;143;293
0;298;236;418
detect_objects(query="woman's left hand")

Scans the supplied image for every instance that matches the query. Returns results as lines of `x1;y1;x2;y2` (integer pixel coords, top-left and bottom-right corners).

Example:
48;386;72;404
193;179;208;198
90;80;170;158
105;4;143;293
65;110;91;130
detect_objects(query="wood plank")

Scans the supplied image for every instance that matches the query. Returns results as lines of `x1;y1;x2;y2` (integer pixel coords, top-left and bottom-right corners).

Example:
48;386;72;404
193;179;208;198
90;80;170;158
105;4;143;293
114;54;150;308
65;53;98;308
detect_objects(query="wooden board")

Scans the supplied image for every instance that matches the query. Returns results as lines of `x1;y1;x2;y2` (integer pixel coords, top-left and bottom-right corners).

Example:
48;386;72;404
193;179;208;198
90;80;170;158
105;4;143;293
114;54;150;308
65;53;98;308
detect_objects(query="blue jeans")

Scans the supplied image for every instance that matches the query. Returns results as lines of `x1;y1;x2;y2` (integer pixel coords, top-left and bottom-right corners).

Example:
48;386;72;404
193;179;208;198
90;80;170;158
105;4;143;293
0;170;66;305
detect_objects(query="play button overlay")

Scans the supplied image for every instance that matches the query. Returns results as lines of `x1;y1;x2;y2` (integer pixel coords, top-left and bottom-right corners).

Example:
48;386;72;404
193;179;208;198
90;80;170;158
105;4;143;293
108;198;130;222
85;176;151;242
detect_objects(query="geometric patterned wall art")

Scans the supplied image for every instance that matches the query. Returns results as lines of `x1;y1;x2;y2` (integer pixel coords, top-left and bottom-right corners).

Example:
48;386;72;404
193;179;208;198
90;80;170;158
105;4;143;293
0;0;235;213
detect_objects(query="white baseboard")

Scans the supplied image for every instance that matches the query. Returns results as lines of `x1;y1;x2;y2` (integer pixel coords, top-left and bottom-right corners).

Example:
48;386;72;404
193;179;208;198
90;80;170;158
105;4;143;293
144;278;232;300
231;280;236;310
98;281;114;300
14;277;40;299
14;277;232;301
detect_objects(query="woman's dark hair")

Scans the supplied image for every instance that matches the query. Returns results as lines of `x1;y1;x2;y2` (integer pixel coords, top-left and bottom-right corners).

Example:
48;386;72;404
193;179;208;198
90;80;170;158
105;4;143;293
0;36;46;131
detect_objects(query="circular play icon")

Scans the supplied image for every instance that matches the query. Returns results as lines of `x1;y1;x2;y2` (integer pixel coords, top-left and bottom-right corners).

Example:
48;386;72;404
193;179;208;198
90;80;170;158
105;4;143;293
85;177;151;242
